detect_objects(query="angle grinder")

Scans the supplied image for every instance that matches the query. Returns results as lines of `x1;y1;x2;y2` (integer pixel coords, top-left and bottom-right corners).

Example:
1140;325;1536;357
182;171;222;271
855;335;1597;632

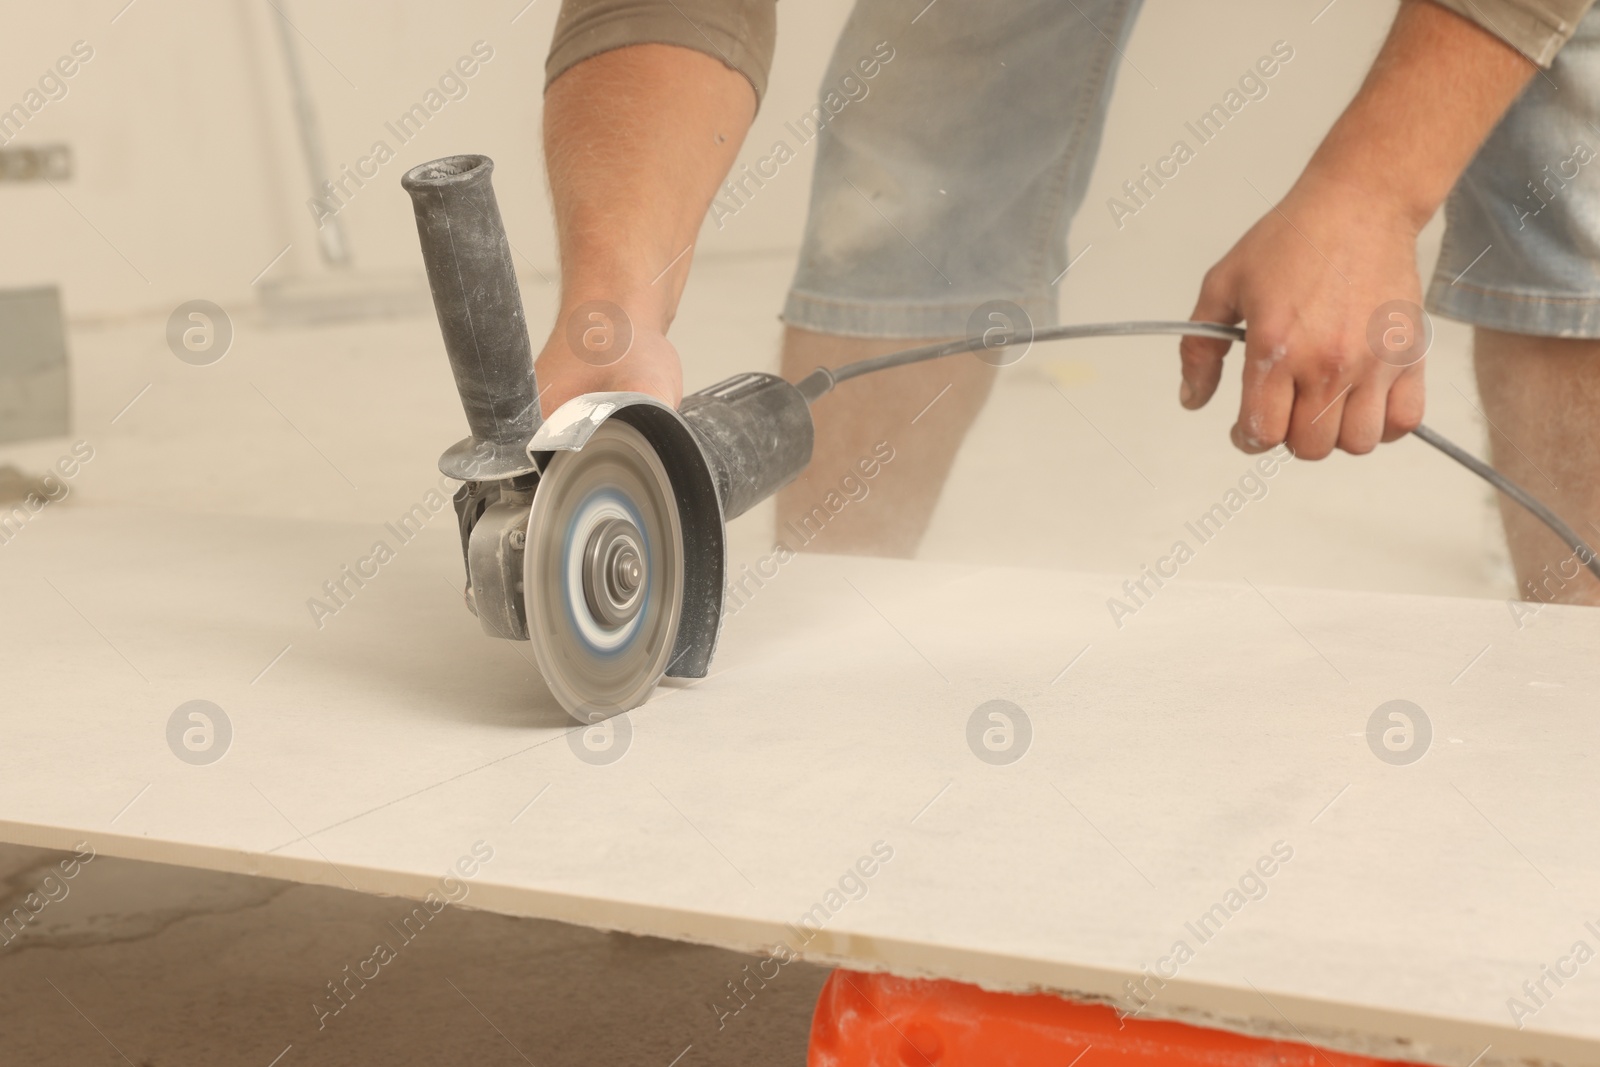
403;154;1600;724
402;155;811;722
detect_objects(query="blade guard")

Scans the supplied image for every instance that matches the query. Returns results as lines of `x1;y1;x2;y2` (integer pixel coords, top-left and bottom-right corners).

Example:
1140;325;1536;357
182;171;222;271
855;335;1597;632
528;392;726;680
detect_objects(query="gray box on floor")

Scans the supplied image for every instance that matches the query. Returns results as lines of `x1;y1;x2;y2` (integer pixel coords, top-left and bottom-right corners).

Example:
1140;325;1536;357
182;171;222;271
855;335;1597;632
0;286;69;444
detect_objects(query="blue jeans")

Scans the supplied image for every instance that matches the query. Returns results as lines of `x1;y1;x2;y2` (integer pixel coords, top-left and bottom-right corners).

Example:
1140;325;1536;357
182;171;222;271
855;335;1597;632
783;0;1144;338
784;0;1600;341
1428;4;1600;337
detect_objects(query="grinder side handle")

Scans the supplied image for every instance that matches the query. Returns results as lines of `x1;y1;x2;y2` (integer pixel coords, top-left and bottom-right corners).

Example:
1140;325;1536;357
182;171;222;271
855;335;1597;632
402;154;541;480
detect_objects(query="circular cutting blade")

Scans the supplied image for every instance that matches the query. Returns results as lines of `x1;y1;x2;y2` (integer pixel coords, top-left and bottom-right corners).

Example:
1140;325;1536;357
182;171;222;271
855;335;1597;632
525;418;684;722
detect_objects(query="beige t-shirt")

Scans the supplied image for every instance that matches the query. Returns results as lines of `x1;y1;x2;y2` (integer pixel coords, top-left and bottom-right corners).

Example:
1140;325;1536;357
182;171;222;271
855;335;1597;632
1432;0;1593;64
546;0;779;101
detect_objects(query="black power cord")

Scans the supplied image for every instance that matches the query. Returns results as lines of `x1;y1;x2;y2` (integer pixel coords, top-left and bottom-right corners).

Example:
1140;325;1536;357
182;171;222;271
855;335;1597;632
795;320;1600;583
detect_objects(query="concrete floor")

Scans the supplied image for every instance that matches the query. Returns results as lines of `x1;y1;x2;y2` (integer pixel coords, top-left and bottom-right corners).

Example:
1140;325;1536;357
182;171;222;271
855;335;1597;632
0;843;828;1066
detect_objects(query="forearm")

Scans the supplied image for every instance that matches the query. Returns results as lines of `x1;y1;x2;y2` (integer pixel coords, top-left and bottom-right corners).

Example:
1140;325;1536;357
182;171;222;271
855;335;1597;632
544;43;755;330
1296;0;1535;230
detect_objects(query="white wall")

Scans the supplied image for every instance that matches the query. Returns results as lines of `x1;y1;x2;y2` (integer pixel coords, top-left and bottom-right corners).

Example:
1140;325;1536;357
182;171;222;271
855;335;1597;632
0;0;1399;323
1070;0;1410;324
0;0;859;322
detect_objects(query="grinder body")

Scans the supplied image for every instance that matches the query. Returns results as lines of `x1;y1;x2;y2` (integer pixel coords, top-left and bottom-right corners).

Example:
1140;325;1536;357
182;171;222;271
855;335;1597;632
402;154;812;720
